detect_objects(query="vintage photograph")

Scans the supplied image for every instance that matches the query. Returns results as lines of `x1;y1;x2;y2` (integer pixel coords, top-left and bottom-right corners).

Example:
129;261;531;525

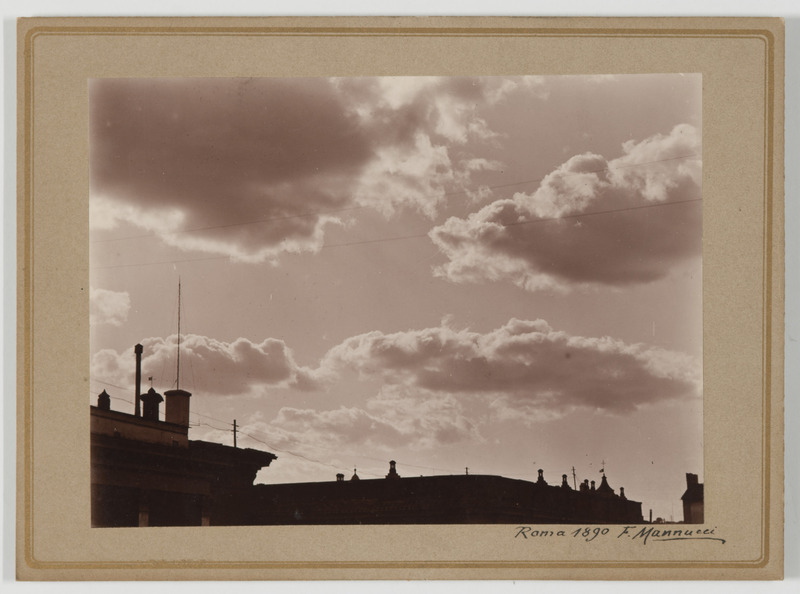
88;74;703;528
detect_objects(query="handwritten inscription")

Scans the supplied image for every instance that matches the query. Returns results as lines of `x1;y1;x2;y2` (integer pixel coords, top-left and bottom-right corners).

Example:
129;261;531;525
515;525;725;545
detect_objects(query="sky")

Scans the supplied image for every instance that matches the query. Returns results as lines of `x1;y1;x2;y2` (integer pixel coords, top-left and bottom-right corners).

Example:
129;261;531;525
89;74;703;522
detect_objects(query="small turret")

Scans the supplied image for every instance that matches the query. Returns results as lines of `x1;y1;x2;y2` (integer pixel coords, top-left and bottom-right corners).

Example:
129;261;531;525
386;460;400;479
140;388;163;421
97;390;111;411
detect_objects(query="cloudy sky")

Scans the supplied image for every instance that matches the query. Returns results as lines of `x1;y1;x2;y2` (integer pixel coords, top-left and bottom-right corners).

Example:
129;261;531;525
89;75;702;521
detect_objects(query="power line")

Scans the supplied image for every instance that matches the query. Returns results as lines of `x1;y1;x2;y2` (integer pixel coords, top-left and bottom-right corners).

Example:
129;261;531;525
90;374;536;479
89;194;702;270
89;152;700;250
321;196;702;249
90;205;367;245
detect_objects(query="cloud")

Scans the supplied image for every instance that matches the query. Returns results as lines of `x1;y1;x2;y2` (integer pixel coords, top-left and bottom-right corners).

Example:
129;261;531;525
89;287;131;327
429;124;702;291
90;334;320;397
320;318;701;420
230;386;480;456
90;76;543;261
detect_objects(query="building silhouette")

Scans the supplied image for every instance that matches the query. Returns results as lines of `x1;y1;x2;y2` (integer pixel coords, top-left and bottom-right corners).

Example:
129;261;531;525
91;344;645;527
681;472;704;524
217;465;642;525
91;344;276;527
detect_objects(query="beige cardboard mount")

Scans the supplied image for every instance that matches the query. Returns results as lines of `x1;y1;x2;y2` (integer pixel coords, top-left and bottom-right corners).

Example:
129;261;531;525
16;17;784;580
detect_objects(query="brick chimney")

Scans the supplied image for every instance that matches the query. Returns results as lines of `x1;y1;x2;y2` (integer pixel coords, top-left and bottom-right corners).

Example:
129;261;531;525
164;389;192;427
134;344;143;417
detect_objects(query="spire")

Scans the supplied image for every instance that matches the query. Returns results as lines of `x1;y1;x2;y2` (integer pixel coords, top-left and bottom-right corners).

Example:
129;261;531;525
597;473;615;495
386;460;400;479
97;389;111;411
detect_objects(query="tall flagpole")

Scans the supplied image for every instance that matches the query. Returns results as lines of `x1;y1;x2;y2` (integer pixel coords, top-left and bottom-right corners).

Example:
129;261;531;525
177;278;181;390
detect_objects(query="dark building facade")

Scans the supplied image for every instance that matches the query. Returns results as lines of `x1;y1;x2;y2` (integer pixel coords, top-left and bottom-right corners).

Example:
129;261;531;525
681;472;704;524
219;466;643;525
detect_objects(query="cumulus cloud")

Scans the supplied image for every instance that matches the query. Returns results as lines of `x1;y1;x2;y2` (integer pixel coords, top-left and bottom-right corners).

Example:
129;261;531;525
90;76;544;261
319;318;700;420
90;333;320;397
89;287;131;327
429;124;702;291
226;386;480;456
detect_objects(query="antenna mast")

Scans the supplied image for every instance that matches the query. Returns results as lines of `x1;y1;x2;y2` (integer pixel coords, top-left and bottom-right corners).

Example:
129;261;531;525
177;278;181;390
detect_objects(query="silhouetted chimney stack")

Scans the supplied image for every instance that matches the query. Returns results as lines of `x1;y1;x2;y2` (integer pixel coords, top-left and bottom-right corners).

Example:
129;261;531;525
165;388;192;428
134;344;143;417
97;389;111;411
386;460;400;479
140;387;163;421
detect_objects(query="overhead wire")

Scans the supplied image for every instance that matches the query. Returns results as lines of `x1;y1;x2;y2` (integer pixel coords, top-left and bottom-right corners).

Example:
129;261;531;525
89;152;701;270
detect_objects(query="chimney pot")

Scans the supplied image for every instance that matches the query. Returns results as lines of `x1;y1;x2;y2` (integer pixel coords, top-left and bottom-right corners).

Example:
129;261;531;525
134;344;143;417
140;387;163;421
164;388;192;428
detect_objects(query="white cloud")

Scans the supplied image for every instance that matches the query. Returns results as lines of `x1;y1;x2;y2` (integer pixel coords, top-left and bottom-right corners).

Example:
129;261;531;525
319;318;701;417
90;333;321;397
89;287;131;327
429;124;702;291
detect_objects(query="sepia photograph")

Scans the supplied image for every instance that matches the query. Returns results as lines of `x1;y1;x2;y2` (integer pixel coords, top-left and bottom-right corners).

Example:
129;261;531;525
16;14;785;581
88;74;704;528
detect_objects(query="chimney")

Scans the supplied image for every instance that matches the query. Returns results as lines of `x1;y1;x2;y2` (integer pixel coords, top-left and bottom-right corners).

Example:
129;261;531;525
140;388;163;421
686;473;699;488
561;474;570;488
164;389;192;428
536;468;547;485
97;390;111;411
134;344;143;417
386;460;400;479
336;473;345;482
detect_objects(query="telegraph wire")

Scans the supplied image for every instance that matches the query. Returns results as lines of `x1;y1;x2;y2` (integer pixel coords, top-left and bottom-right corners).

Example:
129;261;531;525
91;376;562;479
89;151;700;252
90;194;702;270
319;196;702;249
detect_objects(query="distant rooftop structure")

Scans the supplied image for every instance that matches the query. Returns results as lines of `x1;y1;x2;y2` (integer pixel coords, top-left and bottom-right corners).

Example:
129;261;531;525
227;462;643;525
681;472;704;524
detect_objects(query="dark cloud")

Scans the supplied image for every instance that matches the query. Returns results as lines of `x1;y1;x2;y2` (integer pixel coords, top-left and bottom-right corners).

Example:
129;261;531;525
429;124;702;291
91;78;371;260
321;318;700;418
91;333;320;397
90;77;532;261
